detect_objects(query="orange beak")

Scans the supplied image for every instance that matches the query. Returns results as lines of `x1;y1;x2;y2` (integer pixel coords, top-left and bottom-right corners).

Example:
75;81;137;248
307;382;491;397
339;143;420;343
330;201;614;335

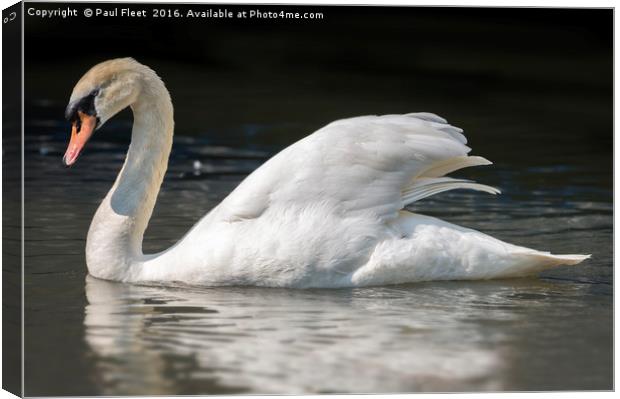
63;111;97;167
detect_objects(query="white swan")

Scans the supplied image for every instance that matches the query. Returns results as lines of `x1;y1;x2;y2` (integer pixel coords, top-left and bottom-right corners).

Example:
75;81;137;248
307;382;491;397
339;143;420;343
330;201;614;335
63;58;589;288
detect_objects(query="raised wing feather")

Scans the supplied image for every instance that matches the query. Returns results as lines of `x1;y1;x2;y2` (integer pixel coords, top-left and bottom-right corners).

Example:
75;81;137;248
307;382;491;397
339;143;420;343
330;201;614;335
216;113;497;223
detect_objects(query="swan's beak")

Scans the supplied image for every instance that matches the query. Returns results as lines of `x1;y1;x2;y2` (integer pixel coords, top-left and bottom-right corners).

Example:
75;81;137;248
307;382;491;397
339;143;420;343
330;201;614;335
63;111;97;167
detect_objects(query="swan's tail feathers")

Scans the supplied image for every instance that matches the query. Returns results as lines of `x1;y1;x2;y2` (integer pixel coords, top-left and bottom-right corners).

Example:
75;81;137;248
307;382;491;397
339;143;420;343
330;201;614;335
496;251;591;279
550;253;591;265
524;252;591;267
402;177;500;206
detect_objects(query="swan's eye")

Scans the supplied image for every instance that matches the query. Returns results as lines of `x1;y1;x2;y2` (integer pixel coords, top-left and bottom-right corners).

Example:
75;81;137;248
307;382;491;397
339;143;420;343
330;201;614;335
65;90;99;122
74;114;83;133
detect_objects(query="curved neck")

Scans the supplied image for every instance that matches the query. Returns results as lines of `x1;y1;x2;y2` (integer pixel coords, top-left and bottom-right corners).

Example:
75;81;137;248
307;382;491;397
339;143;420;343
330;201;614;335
86;80;174;281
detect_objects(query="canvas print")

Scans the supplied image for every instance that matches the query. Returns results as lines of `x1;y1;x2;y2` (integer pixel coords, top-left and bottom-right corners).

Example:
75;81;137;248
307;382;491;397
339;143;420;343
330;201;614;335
2;1;613;396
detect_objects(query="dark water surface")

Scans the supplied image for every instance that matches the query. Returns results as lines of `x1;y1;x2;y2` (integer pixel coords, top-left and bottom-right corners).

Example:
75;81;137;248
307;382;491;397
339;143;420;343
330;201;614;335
21;6;612;395
22;101;613;394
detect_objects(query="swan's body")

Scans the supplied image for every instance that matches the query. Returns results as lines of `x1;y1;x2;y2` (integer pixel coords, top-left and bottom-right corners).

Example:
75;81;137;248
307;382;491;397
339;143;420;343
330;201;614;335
64;58;588;288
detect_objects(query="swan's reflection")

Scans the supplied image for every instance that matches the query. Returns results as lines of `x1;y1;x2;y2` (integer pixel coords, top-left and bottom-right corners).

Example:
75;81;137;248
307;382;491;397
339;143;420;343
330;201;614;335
83;275;539;394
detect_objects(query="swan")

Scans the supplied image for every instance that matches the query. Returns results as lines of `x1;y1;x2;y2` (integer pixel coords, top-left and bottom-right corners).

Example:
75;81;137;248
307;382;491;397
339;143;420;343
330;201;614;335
63;58;589;288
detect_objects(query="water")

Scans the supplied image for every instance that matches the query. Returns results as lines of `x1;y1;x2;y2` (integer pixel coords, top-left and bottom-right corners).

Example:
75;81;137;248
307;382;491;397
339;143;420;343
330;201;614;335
20;9;612;393
20;99;612;395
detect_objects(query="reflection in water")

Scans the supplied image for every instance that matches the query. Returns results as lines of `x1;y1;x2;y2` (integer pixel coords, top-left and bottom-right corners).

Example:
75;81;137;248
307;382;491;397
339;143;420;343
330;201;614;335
86;275;594;394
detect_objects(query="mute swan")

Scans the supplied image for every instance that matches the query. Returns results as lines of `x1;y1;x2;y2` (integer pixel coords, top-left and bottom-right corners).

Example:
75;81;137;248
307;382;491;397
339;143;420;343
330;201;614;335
63;58;589;288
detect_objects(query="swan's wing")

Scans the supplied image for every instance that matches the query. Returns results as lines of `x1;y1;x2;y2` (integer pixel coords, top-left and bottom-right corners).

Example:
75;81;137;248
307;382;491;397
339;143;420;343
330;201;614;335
217;112;498;223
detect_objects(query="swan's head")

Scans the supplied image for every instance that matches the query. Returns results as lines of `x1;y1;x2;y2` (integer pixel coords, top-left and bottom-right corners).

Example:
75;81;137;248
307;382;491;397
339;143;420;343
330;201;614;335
63;57;150;166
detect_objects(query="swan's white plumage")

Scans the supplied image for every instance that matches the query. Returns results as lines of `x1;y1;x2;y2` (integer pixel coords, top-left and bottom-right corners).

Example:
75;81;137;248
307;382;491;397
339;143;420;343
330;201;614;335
68;58;589;288
219;113;484;224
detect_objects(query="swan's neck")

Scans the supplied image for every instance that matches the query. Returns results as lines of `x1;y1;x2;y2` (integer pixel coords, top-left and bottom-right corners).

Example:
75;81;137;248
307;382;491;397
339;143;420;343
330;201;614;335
86;81;174;281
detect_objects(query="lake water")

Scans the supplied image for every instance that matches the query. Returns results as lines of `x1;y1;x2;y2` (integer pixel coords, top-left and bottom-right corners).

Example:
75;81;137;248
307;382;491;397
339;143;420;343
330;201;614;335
21;97;612;395
20;10;612;392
